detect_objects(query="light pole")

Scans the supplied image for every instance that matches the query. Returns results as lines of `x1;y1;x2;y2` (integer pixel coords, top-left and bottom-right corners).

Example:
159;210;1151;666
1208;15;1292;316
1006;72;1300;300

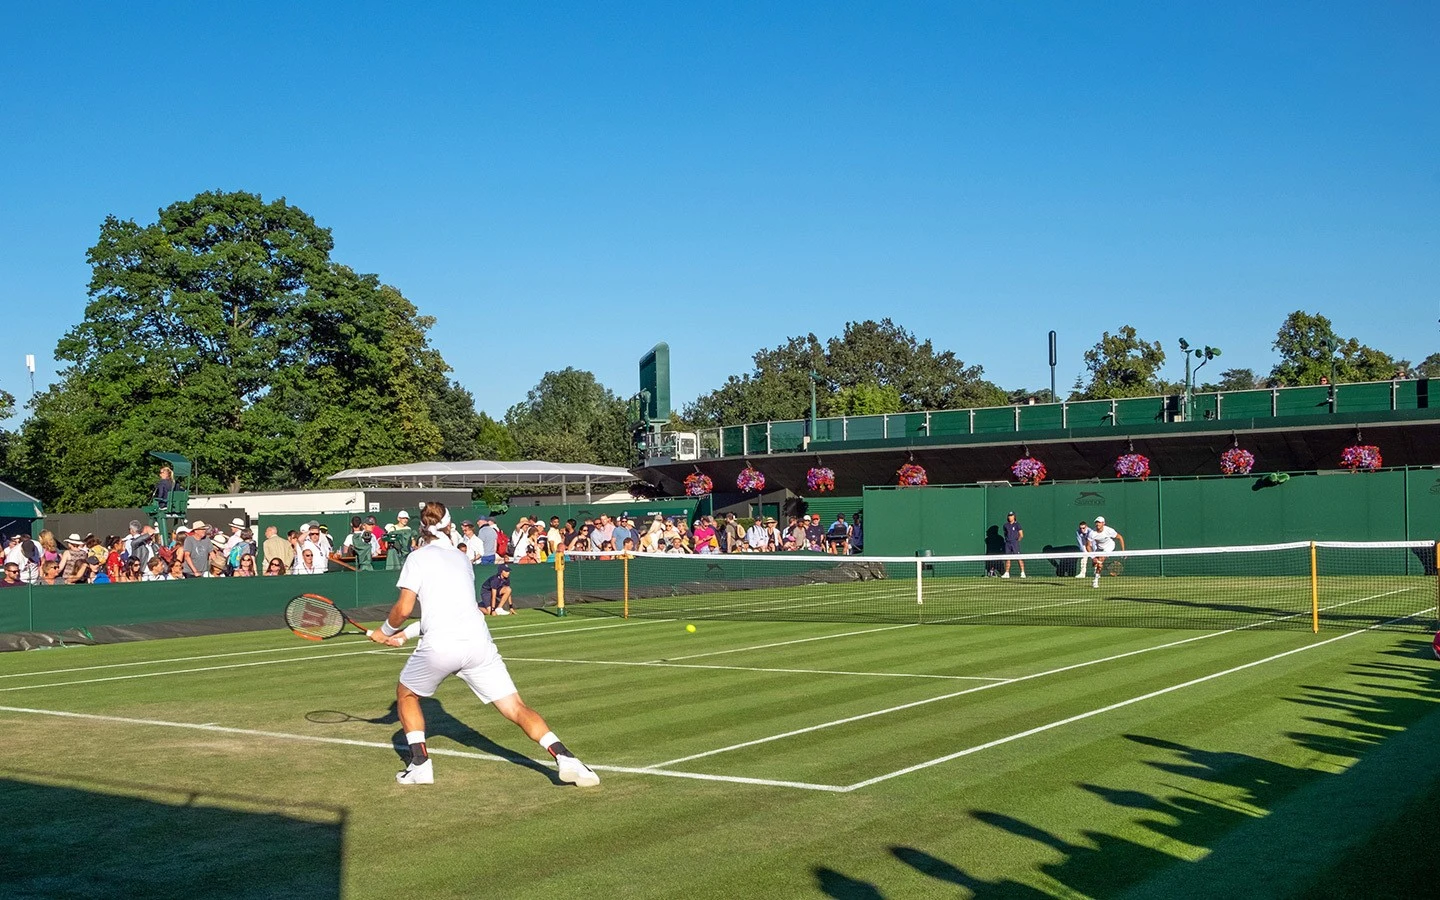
1179;338;1221;421
807;371;819;447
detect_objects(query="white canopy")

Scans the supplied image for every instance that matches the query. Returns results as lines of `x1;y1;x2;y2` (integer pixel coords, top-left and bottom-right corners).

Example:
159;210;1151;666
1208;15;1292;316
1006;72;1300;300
328;460;637;501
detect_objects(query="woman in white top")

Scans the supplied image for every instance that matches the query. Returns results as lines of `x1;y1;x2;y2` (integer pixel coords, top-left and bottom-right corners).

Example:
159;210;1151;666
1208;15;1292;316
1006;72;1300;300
369;502;599;788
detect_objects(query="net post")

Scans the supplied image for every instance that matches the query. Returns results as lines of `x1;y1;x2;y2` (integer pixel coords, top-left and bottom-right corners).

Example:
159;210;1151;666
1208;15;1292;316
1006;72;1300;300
915;558;923;607
1434;540;1439;627
554;551;567;617
1310;541;1319;633
623;553;631;619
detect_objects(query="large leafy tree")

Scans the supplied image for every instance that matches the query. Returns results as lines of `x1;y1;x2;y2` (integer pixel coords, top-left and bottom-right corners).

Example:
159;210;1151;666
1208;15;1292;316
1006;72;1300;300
1269;310;1401;386
684;319;1003;426
505;368;631;466
1414;353;1440;378
16;190;462;510
1076;326;1167;399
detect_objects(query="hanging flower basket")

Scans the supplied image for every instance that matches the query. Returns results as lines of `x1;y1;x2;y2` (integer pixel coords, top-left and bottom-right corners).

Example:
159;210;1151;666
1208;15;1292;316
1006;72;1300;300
1115;453;1151;480
1339;445;1382;472
1011;457;1047;486
897;463;928;486
1219;447;1255;476
806;467;836;493
683;473;713;497
736;466;766;492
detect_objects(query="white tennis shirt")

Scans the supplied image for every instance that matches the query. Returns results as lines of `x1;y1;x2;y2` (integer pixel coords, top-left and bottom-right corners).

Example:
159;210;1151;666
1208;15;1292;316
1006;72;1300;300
1088;525;1119;553
396;541;493;643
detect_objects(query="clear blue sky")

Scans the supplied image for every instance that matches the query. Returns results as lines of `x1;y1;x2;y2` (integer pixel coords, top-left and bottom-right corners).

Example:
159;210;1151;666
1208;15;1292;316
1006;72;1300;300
2;2;1436;423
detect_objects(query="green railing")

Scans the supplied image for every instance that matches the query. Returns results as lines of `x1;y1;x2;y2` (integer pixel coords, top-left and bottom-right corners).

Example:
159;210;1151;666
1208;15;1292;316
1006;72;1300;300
659;378;1432;462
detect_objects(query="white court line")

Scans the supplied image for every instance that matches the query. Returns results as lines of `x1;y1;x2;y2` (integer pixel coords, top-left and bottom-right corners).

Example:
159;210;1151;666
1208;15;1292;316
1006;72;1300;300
0;644;408;693
0;641;346;679
661;623;919;662
507;657;1006;681
642;588;1415;769
843;607;1430;791
0;705;845;793
0;614;641;682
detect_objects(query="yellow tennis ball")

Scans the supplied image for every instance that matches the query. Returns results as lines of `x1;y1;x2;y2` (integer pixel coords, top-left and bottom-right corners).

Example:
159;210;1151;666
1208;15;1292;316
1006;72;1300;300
685;624;696;633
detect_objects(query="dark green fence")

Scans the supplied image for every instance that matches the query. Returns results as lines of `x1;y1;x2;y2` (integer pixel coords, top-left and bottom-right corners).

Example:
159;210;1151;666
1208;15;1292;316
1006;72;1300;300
863;468;1440;559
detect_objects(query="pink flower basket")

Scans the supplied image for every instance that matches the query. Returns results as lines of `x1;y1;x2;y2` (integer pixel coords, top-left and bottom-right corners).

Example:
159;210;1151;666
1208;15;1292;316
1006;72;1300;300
1011;457;1047;486
684;473;713;497
1339;445;1382;472
1115;453;1151;480
737;466;766;492
806;467;836;493
1219;448;1255;475
897;463;928;486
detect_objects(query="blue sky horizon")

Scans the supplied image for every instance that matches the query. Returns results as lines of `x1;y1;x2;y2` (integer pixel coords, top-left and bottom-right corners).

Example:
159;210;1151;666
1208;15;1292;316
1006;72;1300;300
2;2;1436;425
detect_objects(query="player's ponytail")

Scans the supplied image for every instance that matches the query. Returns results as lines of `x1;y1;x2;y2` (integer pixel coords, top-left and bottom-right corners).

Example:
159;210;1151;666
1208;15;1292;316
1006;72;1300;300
419;502;452;545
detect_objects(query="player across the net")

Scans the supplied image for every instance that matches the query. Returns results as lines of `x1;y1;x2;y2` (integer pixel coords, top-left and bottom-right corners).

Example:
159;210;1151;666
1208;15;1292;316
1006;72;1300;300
558;540;1439;632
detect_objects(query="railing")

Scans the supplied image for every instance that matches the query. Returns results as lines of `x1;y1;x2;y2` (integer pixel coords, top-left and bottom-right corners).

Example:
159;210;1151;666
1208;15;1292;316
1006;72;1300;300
642;378;1431;463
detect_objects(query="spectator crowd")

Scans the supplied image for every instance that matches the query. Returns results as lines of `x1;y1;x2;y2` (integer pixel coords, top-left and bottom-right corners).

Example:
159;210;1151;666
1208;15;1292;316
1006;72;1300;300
0;507;864;589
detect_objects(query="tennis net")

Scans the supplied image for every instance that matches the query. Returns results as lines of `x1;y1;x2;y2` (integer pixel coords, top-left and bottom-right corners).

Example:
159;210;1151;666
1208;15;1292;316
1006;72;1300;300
557;541;1438;632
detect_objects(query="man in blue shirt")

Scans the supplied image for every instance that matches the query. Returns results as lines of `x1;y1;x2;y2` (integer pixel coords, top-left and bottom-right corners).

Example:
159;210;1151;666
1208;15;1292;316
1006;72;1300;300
1001;512;1026;579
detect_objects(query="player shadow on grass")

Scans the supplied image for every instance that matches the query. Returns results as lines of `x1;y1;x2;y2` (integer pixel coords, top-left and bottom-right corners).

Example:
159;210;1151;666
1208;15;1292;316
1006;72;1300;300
818;637;1440;898
396;699;564;785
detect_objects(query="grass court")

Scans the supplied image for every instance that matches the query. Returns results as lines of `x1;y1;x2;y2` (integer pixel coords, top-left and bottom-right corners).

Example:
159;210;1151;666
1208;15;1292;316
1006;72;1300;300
2;587;1438;898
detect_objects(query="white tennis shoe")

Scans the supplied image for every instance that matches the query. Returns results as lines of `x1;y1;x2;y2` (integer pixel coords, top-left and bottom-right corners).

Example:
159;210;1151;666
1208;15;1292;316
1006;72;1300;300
396;758;434;784
494;608;511;616
557;755;600;787
1092;575;1100;588
1000;572;1010;579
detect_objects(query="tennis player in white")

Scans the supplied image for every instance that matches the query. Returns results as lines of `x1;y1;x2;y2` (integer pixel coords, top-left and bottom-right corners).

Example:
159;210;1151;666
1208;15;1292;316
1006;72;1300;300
1086;516;1125;588
369;502;599;787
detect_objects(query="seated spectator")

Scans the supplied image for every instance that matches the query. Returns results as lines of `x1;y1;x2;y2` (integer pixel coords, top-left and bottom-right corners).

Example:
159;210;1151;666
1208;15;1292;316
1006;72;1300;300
233;553;258;577
692;517;716;554
515;545;541;565
264;557;287;576
849;512;864;555
825;514;851;555
121;558;144;582
207;543;230;577
142;558;168;581
295;546;325;575
665;536;691;555
0;562;22;588
168;559;186;580
38;560;63;585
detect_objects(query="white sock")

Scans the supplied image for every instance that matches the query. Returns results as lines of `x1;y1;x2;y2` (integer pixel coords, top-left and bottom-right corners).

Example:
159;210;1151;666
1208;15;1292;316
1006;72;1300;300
539;731;559;751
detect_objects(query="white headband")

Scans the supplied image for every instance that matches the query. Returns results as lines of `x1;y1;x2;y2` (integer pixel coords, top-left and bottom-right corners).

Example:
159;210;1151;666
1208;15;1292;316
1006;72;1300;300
427;510;454;547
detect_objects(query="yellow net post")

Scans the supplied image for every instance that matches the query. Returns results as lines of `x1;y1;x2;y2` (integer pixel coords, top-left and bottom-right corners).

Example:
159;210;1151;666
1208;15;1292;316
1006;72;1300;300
554;551;566;617
623;553;631;619
1310;541;1319;633
1434;540;1439;626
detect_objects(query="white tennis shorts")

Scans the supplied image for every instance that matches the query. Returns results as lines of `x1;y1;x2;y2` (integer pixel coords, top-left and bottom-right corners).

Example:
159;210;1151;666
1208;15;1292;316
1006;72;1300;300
399;639;517;704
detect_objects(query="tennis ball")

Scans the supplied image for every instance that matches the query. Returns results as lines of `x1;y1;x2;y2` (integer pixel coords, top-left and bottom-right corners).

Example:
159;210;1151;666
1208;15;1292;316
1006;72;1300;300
685;624;697;633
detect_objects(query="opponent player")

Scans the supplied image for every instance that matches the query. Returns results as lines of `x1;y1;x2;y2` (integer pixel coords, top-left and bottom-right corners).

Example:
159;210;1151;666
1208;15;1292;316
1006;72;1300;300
369;502;599;787
1086;515;1125;588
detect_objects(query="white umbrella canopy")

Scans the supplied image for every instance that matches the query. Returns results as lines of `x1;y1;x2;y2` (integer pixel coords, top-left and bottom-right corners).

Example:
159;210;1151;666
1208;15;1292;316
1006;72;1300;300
329;460;637;502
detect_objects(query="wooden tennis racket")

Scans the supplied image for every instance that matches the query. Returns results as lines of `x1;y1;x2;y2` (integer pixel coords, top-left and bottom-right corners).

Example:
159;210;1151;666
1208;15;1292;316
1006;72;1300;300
285;593;372;641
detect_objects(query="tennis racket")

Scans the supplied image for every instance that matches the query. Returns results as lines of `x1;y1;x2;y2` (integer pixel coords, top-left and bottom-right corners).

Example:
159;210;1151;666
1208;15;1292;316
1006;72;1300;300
285;593;372;641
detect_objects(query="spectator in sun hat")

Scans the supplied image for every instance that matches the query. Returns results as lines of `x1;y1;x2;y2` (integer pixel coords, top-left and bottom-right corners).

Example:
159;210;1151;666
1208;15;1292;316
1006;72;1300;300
61;534;93;583
182;521;211;578
222;517;248;553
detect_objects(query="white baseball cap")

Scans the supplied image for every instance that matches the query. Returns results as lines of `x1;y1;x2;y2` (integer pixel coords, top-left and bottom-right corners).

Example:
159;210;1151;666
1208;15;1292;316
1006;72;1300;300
396;509;410;519
1095;516;1106;524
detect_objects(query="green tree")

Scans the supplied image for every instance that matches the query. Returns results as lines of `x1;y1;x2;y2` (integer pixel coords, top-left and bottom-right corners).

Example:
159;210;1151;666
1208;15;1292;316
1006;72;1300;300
829;383;904;416
1077;326;1167;399
1203;368;1260;391
18;190;454;511
684;320;1003;426
1269;310;1400;386
1414;353;1440;378
505;368;631;466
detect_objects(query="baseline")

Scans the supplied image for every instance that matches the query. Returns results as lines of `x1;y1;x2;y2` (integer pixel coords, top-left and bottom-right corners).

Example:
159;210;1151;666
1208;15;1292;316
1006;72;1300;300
0;704;845;793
